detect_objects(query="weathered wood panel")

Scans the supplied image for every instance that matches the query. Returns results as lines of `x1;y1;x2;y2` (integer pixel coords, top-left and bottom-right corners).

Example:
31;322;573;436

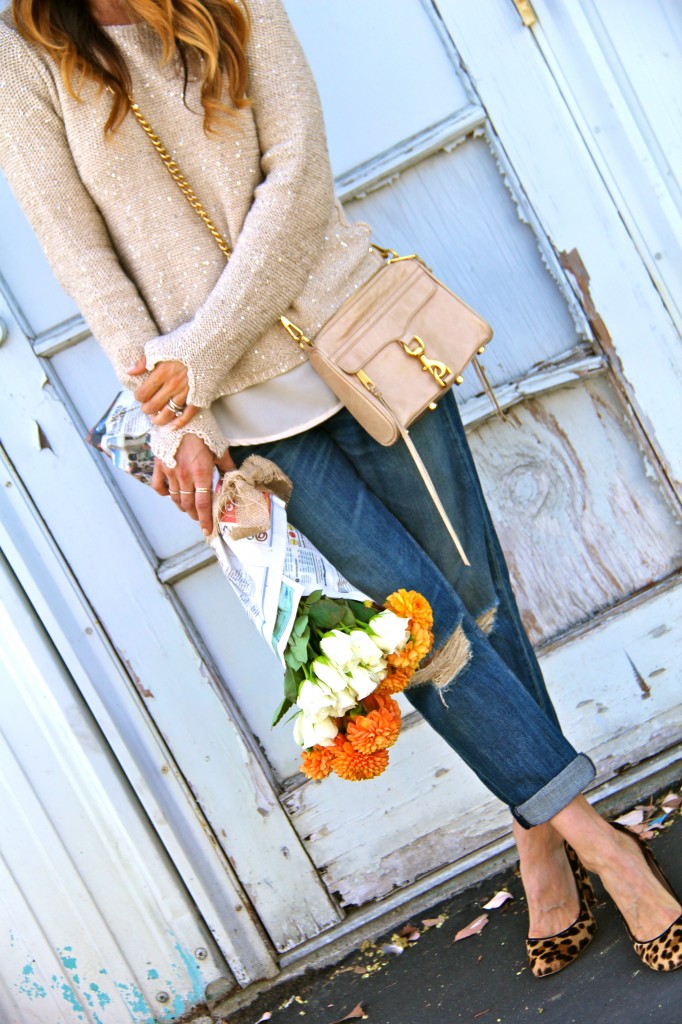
284;579;682;906
285;0;471;175
470;375;682;644
0;561;228;1022
436;0;682;494
532;0;682;332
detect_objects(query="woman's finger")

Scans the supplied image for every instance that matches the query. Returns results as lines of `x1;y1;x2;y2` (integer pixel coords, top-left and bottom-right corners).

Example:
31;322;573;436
151;458;170;496
134;361;188;404
141;382;189;418
166;468;181;505
194;485;214;535
169;404;199;430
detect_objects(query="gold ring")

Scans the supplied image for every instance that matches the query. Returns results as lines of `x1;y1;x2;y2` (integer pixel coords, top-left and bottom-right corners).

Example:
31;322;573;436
179;489;195;495
195;488;211;493
168;489;180;495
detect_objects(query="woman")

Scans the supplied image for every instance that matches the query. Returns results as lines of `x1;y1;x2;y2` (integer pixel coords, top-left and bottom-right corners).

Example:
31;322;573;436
1;0;679;979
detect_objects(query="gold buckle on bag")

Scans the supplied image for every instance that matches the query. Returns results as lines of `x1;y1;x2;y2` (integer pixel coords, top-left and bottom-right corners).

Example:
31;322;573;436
401;336;453;388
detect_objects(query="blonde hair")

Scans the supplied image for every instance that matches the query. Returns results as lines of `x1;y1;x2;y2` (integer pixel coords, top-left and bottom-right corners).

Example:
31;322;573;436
12;0;251;134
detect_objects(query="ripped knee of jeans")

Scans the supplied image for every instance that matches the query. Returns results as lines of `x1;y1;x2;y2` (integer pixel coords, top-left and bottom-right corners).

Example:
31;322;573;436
409;622;472;691
475;604;498;636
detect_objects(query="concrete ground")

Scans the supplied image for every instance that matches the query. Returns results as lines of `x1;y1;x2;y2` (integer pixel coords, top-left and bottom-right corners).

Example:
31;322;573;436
227;794;681;1024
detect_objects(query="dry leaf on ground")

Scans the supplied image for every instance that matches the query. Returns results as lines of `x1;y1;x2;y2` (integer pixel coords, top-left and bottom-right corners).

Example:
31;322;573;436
255;1015;272;1023
482;890;513;910
398;925;421;941
452;914;489;943
661;793;681;811
329;1003;367;1024
422;915;447;929
614;808;645;826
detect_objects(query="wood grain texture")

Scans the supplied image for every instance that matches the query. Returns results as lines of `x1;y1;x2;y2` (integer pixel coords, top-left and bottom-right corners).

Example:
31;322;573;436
469;375;682;644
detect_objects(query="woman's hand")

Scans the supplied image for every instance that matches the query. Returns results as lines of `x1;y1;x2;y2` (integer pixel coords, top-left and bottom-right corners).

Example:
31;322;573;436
152;435;237;535
127;356;198;429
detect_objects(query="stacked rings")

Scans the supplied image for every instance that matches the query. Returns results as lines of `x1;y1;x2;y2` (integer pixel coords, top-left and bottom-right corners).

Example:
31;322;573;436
167;398;185;416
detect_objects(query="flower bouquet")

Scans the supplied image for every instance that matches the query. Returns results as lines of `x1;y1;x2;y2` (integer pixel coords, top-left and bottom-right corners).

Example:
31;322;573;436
283;588;434;782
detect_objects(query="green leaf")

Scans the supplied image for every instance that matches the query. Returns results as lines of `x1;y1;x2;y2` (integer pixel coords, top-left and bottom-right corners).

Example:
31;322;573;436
284;649;303;671
288;646;307;667
308;598;349;631
272;696;294;728
292;614;309;637
341;606;356;629
283;664;300;702
347;599;378;624
305;590;323;606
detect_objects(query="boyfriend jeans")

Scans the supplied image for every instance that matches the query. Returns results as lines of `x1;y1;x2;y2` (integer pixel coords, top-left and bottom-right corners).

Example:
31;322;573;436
231;392;595;827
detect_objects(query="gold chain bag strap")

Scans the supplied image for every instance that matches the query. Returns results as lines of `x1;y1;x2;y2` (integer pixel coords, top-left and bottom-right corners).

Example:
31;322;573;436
129;98;498;565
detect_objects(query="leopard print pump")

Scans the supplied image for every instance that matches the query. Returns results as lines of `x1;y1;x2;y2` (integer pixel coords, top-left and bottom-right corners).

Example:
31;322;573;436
611;821;682;972
526;843;597;979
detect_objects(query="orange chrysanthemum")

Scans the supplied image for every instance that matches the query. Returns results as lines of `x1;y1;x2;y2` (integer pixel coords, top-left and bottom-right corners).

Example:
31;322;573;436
387;623;434;672
375;667;412;695
331;736;390;781
385;589;434;631
300;745;337;780
346;695;402;753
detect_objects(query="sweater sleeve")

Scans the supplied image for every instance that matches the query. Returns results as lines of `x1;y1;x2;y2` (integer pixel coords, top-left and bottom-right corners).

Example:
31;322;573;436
0;29;230;467
142;0;337;407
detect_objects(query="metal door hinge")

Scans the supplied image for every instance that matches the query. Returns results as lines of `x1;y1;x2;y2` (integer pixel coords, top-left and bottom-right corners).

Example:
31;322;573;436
512;0;537;28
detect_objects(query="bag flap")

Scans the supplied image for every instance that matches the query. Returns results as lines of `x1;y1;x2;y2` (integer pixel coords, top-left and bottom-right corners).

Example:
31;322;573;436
334;267;437;374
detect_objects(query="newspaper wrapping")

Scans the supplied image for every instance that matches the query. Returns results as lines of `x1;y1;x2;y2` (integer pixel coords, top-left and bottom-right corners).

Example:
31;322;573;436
211;474;369;663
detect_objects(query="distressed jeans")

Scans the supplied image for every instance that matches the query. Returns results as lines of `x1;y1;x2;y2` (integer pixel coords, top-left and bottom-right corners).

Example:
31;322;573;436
231;392;595;827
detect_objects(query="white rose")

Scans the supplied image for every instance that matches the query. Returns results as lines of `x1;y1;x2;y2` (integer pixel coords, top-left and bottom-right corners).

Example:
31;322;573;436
320;630;358;671
348;665;378;701
297;678;337;717
293;712;338;748
349;629;386;667
312;657;352;693
330;686;359;717
369;610;410;653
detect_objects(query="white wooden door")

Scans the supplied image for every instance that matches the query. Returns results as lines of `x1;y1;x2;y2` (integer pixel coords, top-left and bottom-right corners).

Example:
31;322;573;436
1;0;681;984
0;552;230;1023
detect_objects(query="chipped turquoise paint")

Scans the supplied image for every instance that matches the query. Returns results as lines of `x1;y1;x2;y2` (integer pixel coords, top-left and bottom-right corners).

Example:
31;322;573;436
18;963;47;1001
173;942;205;1003
114;980;156;1023
90;981;113;1008
147;968;160;980
59;981;86;1020
60;953;78;971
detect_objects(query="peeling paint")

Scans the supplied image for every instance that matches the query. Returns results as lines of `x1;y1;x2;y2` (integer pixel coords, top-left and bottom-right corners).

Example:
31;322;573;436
18;963;47;1002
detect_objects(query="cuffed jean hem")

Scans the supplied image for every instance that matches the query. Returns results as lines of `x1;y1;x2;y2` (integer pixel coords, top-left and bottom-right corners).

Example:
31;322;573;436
513;753;596;828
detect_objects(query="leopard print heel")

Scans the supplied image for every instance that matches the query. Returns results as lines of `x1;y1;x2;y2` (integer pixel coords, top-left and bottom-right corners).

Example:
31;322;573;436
526;843;597;979
611;821;682;972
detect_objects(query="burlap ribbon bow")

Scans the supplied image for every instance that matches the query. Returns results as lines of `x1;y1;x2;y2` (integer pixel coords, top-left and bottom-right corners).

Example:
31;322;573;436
210;455;293;541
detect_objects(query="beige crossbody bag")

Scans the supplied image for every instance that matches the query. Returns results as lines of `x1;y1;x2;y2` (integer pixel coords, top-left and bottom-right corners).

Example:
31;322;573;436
128;100;503;565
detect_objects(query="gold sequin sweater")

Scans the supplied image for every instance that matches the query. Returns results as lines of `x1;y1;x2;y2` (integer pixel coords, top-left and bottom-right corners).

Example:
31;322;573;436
0;1;384;465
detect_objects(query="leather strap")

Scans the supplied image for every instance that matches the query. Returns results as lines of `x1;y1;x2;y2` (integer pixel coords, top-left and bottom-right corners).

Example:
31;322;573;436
375;393;470;566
